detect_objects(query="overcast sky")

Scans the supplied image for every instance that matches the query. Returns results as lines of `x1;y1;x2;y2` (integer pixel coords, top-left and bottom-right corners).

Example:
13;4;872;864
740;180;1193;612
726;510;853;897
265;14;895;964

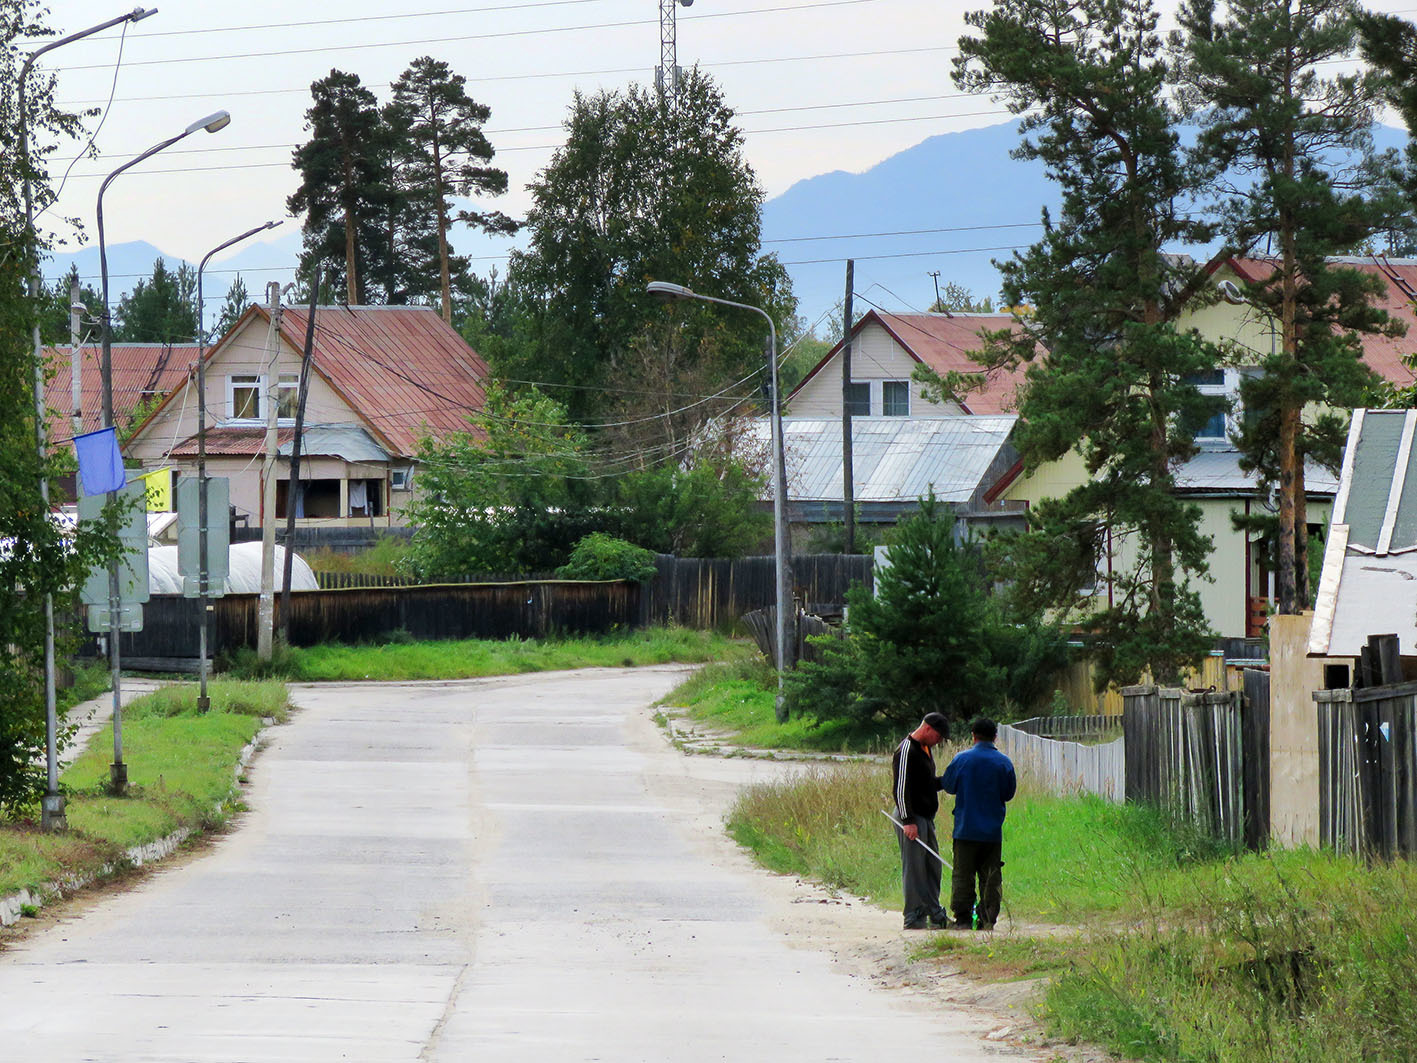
29;0;1417;286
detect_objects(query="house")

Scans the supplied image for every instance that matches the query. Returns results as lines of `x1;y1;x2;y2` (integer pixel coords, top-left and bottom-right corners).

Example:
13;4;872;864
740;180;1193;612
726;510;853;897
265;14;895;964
782;262;1417;639
734;415;1025;547
44;341;197;448
1309;408;1417;664
47;304;489;532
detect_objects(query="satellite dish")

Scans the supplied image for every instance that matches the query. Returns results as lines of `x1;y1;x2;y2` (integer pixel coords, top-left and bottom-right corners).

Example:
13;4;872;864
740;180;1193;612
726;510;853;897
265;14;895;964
1217;279;1246;305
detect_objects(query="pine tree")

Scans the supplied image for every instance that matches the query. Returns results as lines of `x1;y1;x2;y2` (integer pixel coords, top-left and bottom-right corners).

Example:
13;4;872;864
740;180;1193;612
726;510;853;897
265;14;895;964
213;273;249;339
954;0;1226;685
113;258;198;344
288;70;393;305
1176;0;1400;613
387;57;516;322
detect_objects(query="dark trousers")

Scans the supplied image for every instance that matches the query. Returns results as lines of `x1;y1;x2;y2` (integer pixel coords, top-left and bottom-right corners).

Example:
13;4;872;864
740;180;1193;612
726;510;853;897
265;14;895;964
950;839;1003;928
896;815;945;927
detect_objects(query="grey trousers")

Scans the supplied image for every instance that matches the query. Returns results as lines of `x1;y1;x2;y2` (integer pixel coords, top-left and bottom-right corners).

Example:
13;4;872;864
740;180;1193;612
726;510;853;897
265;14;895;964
895;815;945;927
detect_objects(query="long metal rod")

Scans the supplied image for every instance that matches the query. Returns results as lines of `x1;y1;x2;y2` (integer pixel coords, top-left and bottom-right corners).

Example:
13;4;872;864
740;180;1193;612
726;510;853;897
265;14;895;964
879;810;951;868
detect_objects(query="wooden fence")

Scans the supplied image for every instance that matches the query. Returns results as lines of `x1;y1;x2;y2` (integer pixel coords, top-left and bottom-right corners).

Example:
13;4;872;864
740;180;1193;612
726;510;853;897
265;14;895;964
641;553;872;631
997;718;1124;803
1122;683;1269;850
1009;714;1122;742
1316;681;1417;859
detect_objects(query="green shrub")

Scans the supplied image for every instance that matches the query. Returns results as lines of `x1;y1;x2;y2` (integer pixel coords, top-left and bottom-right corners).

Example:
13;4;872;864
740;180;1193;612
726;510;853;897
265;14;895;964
556;533;658;582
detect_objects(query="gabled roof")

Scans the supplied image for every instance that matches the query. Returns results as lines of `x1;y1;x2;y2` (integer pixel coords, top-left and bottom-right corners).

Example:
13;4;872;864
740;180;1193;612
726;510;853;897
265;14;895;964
42;343;197;446
737;415;1019;505
1227;256;1417;389
789;309;1030;415
1310;409;1417;657
129;303;490;459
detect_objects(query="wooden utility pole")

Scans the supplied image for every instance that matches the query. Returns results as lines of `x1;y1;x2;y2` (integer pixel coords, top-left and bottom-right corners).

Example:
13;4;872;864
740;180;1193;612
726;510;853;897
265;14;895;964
841;260;855;554
70;277;83;442
257;282;283;660
281;272;320;641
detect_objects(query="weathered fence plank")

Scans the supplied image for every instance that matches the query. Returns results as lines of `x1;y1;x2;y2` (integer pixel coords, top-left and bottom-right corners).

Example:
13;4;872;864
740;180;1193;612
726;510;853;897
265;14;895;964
997;718;1124;803
1316;681;1417;858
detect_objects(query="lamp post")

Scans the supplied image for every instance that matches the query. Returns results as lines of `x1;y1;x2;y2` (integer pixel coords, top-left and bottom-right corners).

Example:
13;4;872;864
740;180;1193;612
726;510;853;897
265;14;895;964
195;220;281;710
17;5;158;830
96;109;231;792
646;280;791;721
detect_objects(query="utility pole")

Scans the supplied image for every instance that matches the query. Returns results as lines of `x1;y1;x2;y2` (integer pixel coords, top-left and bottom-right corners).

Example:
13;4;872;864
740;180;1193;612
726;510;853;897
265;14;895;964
281;271;319;643
70;277;84;444
841;260;855;555
928;270;941;311
257;281;283;660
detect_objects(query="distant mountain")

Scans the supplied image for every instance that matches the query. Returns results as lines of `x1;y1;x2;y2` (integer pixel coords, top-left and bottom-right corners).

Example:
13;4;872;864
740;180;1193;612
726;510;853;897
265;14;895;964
763;118;1414;330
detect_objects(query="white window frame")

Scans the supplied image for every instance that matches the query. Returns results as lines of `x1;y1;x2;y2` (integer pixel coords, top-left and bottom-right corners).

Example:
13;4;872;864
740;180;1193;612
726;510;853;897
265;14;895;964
1189;368;1238;446
391;465;414;491
882;379;911;417
225;372;300;424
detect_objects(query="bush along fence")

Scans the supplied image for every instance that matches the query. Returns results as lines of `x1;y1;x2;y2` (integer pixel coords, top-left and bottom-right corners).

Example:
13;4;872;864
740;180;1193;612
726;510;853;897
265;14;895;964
997;716;1124;803
1315;634;1417;858
1122;680;1270;851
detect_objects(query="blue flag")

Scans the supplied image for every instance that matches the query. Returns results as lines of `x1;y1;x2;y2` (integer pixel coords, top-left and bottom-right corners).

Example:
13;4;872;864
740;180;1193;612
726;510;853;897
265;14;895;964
73;427;127;497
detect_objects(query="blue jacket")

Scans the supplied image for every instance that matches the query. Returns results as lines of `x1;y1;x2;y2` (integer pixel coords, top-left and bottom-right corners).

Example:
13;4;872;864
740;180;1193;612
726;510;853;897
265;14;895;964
941;741;1017;842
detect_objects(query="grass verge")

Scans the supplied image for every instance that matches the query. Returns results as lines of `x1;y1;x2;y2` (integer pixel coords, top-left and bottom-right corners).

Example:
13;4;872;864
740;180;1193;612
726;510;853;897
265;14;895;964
658;654;899;752
224;627;738;682
0;679;289;904
729;757;1417;1061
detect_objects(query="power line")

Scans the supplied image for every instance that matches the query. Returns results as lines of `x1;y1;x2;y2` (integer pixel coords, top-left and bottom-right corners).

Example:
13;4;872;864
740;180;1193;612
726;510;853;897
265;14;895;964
51;0;889;73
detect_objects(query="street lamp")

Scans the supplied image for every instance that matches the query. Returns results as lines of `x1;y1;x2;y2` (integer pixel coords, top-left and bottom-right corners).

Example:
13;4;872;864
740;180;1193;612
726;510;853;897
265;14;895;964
194;220;282;711
646;280;792;721
17;4;158;831
96;109;231;793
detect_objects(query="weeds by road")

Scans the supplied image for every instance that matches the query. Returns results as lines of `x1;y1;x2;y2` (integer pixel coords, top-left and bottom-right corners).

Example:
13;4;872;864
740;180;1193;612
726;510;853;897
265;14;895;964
0;680;289;908
730;758;1417;1062
225;627;737;682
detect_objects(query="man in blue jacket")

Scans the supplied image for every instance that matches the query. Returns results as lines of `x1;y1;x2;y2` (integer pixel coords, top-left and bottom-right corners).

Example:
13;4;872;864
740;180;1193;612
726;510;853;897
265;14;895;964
941;716;1016;930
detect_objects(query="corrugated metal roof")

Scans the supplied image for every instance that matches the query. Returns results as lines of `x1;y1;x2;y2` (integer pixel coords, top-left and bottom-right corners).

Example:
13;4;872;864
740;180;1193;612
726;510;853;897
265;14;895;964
1175;448;1339;495
276;424;390;463
1310;409;1417;657
41;343;197;446
169;427;292;457
739;416;1018;503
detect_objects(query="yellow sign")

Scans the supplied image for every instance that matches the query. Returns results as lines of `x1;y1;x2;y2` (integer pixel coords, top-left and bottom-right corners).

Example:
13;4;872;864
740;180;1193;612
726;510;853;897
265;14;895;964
138;468;173;513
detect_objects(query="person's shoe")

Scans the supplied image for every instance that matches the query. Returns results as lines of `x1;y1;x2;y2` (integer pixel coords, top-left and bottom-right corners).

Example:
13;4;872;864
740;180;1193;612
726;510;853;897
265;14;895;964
903;921;932;930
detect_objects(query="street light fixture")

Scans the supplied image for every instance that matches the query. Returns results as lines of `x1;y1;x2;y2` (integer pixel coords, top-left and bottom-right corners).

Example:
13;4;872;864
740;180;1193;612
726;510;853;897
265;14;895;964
17;4;158;832
646;280;792;721
194;219;282;711
96;109;231;793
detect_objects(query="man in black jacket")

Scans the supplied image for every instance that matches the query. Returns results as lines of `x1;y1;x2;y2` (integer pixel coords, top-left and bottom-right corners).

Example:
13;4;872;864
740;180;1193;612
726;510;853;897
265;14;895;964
891;712;950;930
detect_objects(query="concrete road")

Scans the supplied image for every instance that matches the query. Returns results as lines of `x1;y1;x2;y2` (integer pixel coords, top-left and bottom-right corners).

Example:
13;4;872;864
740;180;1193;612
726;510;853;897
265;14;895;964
0;668;1041;1061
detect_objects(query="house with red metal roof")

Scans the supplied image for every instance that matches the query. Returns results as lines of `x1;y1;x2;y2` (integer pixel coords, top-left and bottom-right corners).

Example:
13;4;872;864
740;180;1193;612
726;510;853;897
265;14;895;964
103;303;488;531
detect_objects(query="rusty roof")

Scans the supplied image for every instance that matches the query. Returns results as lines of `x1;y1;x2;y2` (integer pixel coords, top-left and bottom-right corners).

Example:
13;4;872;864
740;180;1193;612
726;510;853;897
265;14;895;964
789;309;1029;415
269;304;488;456
169;426;294;457
1228;256;1417;389
41;343;197;446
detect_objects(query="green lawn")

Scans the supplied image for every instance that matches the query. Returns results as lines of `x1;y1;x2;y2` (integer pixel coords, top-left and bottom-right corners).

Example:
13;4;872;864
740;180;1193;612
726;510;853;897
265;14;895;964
0;680;288;904
225;627;740;682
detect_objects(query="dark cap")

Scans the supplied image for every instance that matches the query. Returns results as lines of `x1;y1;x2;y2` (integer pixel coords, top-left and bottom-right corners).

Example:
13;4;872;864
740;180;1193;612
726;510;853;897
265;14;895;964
922;712;950;735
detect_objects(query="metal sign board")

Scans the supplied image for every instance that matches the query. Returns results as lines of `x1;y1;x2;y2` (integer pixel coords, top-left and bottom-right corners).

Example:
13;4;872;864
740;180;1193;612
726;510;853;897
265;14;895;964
86;602;144;634
78;482;150;608
176;476;231;598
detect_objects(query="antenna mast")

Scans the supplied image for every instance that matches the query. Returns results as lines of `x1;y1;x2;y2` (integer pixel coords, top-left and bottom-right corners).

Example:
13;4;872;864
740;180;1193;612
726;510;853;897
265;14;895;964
656;0;692;97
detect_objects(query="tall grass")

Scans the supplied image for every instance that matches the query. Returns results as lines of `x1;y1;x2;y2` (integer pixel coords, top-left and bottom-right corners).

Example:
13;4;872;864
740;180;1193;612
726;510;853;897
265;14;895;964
223;627;737;682
728;755;1417;1061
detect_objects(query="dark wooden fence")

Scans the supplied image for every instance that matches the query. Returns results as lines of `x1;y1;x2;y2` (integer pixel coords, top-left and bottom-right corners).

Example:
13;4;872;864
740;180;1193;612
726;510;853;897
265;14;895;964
97;553;875;664
1316;682;1417;859
1123;684;1269;850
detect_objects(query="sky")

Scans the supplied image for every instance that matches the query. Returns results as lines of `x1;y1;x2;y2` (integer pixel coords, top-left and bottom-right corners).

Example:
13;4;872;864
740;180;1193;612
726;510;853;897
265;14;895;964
27;0;1417;305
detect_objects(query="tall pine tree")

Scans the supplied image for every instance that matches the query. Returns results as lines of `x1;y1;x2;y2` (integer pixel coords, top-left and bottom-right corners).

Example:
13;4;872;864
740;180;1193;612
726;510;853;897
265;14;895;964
113;258;198;344
1177;0;1399;613
387;57;516;322
955;0;1226;685
288;70;393;305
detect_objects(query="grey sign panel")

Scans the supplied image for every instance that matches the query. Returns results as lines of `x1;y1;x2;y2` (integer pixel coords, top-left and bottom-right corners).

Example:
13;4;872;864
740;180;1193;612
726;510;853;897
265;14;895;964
78;482;150;608
176;476;230;598
86;602;144;634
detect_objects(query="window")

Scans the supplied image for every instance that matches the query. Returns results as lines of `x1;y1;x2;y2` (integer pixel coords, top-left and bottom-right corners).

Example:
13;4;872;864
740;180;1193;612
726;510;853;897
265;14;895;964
844;381;870;417
882;380;910;417
229;375;260;420
391;466;413;491
226;373;301;422
1184;370;1231;444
